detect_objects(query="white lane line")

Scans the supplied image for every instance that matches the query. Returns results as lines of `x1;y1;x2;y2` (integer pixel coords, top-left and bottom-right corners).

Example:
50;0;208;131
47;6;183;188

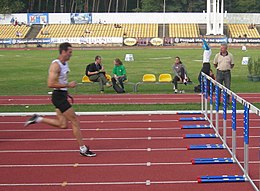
0;147;187;153
0;180;198;187
0;136;184;142
0;162;192;168
0;117;259;124
0;147;258;154
0;127;183;132
0;135;259;142
0;119;180;124
1;126;260;132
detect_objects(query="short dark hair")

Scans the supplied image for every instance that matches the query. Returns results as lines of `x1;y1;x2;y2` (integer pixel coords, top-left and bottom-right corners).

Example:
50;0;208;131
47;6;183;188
59;42;72;54
115;58;123;65
95;55;101;61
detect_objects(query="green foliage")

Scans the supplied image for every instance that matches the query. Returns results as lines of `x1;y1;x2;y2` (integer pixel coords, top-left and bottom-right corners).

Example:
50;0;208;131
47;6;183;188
0;0;25;14
253;57;260;76
247;57;253;75
141;0;161;12
1;0;260;13
236;0;260;13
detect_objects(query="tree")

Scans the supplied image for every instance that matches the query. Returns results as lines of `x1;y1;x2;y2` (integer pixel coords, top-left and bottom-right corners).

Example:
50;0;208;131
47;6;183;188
236;0;260;13
141;0;161;12
0;0;25;14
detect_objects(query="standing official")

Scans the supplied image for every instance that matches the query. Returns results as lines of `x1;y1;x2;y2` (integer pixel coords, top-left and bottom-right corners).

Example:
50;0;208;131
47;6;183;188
213;43;234;103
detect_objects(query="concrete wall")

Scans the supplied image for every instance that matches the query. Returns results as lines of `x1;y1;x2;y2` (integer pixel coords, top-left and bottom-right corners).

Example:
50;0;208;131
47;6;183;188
1;12;260;25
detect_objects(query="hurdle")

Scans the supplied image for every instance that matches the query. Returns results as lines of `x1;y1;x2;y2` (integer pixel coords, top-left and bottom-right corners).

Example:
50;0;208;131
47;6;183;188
200;72;259;191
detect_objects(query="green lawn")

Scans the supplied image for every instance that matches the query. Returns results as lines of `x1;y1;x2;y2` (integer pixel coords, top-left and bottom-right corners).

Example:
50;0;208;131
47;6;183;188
0;47;260;95
0;47;259;112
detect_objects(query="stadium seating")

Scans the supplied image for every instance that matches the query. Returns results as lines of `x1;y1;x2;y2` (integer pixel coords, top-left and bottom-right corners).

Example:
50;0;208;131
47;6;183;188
169;24;199;38
228;24;260;38
0;24;31;39
36;24;158;38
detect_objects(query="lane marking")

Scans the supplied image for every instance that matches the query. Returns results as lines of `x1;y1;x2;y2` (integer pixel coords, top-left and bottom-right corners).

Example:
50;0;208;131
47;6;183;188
0;147;258;153
0;119;180;124
1;125;260;132
0;180;198;187
0;136;184;142
0;128;175;132
0;135;259;142
0;162;192;168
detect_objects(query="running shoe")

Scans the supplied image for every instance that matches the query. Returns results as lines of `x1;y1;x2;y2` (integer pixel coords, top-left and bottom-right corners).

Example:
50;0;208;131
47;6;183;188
24;114;39;127
80;147;96;157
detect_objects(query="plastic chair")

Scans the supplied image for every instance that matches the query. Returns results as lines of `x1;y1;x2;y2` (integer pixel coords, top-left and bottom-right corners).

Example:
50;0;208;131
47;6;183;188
159;74;173;83
142;74;156;82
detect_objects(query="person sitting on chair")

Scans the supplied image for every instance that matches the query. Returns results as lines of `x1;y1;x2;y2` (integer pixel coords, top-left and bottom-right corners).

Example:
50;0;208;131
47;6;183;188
172;56;188;94
86;55;111;94
112;58;127;92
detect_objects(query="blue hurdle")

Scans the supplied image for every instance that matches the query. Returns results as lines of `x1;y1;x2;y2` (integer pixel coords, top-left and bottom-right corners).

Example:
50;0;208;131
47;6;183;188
179;117;206;121
182;125;211;129
177;111;202;115
187;144;225;150
192;158;234;165
183;134;217;138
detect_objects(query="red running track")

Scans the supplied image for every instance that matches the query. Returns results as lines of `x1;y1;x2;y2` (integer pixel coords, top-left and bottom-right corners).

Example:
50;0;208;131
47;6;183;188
0;93;259;105
0;113;258;191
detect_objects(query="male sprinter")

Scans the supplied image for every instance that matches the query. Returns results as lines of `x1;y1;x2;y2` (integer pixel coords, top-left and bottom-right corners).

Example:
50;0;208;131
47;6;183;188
24;42;96;157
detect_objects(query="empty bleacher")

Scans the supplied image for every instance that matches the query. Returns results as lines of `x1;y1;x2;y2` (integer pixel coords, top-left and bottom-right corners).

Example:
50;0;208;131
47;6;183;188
36;24;158;38
169;24;199;38
228;24;260;38
0;25;31;39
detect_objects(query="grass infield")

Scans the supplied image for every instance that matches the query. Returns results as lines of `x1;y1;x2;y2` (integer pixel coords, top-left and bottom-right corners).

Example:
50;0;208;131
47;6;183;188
0;47;259;112
0;47;259;95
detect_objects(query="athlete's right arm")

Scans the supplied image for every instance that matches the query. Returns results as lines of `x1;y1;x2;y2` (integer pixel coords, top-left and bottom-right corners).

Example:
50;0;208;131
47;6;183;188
48;62;68;88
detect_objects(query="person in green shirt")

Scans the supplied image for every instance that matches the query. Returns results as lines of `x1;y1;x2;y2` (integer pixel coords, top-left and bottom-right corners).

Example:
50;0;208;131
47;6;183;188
112;58;127;90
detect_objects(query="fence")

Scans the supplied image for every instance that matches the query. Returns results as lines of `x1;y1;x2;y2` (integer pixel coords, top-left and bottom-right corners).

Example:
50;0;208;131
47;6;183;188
200;72;259;191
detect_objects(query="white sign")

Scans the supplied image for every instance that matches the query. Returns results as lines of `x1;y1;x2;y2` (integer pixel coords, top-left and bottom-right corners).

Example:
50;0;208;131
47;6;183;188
242;57;250;65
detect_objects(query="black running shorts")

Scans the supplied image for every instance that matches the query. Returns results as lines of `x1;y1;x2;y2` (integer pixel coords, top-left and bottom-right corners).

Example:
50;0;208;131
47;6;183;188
51;90;71;113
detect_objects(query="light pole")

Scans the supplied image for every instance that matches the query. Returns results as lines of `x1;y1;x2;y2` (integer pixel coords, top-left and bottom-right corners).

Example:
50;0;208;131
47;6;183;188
163;0;166;37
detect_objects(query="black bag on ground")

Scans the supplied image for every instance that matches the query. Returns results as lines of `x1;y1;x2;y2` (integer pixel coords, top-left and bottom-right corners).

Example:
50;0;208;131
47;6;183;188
194;85;201;93
112;77;125;93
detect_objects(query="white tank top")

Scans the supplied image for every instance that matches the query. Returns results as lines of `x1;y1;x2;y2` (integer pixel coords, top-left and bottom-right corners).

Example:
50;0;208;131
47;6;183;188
203;49;212;63
51;59;70;91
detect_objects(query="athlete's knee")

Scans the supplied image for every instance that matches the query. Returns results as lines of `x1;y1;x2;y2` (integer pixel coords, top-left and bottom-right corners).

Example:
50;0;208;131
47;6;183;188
60;123;68;129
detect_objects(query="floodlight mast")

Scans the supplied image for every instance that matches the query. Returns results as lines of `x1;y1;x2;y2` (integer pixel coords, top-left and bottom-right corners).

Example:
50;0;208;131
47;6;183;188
163;0;166;38
206;0;224;35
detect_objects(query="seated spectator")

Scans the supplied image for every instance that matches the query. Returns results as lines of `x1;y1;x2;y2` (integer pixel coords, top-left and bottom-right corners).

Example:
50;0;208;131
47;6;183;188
86;56;111;94
172;56;189;93
248;24;254;29
16;31;22;37
112;58;127;91
85;28;91;34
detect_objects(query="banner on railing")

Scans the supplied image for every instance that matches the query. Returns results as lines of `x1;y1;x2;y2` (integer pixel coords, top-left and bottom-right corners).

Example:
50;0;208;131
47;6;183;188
0;37;123;45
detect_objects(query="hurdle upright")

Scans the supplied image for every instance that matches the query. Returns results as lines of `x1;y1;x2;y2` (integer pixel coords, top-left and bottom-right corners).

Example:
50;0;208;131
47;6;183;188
201;72;260;191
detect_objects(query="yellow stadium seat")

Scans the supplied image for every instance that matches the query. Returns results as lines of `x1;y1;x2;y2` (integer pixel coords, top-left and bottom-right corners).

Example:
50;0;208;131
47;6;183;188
82;75;91;83
142;74;156;82
159;74;173;82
